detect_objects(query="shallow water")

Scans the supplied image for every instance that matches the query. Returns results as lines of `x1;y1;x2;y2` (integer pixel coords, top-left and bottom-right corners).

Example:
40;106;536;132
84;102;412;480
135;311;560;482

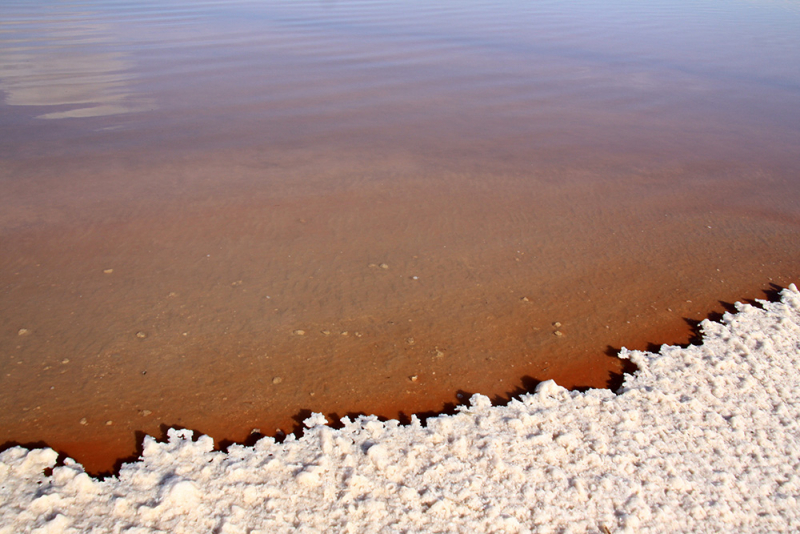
2;0;800;473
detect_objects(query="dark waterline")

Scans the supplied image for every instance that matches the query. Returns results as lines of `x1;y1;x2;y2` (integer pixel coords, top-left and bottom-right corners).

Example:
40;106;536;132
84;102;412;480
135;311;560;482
1;0;800;473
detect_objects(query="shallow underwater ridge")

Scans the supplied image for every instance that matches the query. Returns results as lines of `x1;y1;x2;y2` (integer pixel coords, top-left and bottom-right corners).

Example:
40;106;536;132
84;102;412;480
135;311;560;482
3;286;800;533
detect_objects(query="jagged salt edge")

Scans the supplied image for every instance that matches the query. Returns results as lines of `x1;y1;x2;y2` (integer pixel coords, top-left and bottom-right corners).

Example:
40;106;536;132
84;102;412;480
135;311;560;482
1;285;800;533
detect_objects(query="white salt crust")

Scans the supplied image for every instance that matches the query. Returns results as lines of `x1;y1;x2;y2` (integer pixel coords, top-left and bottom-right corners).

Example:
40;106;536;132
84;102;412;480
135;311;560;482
3;286;800;533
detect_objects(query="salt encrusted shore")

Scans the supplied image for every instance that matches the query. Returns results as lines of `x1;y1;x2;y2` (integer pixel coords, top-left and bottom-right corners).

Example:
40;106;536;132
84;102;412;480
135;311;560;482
3;286;800;533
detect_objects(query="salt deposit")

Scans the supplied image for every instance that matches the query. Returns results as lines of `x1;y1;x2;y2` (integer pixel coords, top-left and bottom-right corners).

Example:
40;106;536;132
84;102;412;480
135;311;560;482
3;286;800;533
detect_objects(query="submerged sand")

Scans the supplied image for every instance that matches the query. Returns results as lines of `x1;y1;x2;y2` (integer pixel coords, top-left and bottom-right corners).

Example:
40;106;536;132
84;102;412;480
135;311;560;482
4;147;800;474
3;284;800;532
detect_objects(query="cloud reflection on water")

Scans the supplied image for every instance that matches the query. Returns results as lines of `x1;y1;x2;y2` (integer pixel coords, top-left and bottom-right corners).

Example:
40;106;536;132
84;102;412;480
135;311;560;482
0;3;152;119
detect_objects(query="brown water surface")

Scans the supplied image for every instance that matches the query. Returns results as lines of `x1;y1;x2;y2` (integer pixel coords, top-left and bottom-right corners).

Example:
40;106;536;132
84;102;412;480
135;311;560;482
2;0;800;473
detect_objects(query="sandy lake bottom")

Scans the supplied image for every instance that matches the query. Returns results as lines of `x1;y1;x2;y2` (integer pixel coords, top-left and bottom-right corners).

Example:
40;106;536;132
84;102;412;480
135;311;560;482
2;145;800;473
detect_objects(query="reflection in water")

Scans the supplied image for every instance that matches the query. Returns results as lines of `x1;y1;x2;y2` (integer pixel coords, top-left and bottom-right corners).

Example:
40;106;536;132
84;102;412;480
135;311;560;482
0;2;151;119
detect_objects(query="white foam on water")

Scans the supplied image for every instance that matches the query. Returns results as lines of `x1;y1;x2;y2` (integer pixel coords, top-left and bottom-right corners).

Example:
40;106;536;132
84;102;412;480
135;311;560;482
3;285;800;533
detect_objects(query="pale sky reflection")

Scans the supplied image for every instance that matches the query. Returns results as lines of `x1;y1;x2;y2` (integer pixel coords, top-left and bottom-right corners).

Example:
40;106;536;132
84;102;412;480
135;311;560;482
0;6;152;119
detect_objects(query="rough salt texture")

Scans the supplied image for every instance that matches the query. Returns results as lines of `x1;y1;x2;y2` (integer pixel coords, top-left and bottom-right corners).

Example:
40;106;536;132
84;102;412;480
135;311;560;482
3;286;800;533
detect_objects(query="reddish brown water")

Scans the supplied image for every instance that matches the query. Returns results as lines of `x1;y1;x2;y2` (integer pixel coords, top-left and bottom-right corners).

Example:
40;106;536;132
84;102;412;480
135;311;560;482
2;0;800;473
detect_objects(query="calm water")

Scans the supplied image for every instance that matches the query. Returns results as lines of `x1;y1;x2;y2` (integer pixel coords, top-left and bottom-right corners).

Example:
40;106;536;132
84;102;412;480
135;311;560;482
2;0;800;472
